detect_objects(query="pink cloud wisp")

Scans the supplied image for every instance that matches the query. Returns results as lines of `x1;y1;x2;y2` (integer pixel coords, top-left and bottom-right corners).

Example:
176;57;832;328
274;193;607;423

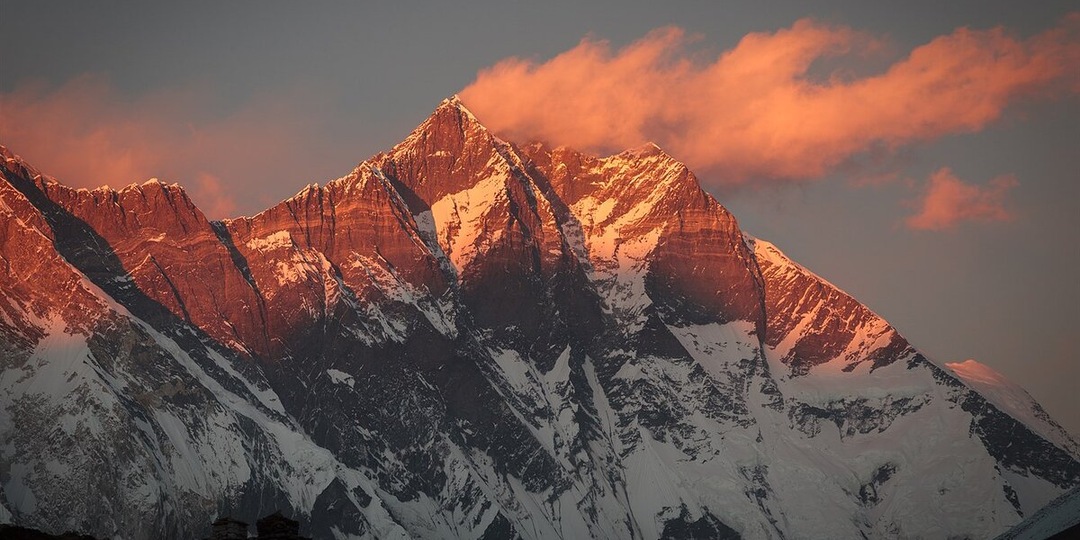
905;168;1018;231
461;14;1080;186
0;75;329;219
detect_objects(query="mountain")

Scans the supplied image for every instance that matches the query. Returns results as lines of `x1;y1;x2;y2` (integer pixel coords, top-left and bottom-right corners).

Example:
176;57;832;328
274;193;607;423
993;484;1080;540
2;96;1078;540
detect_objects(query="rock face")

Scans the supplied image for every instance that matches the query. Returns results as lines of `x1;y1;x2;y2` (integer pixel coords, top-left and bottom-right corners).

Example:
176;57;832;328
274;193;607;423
2;98;1079;540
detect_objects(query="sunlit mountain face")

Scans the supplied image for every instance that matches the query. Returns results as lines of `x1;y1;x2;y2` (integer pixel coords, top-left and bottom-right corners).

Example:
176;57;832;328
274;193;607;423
2;98;1078;539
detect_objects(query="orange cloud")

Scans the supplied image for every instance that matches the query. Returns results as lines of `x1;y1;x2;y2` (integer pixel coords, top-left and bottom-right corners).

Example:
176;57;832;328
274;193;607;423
0;75;330;218
192;173;238;219
1;76;166;188
905;168;1018;231
461;14;1080;185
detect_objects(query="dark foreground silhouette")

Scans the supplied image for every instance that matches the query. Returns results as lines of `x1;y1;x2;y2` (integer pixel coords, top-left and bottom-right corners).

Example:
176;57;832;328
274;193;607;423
0;511;310;540
0;525;97;540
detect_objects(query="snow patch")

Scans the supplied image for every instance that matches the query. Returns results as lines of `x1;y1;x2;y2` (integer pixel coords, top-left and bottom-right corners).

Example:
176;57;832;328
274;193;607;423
327;369;356;388
245;230;293;252
430;172;508;273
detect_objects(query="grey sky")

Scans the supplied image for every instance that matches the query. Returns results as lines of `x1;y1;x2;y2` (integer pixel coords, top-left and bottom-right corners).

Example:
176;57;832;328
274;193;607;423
2;1;1077;434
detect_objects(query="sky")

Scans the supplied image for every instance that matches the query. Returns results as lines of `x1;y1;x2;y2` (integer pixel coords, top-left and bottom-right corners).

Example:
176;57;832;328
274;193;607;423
1;1;1077;435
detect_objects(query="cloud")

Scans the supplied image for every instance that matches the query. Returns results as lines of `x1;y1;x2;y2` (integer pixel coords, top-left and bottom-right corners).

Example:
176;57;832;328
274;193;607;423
0;74;335;218
460;14;1080;185
905;168;1018;231
192;173;238;219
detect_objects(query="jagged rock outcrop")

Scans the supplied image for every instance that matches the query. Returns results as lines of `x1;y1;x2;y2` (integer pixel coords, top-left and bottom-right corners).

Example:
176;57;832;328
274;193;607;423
0;153;268;359
2;98;1078;540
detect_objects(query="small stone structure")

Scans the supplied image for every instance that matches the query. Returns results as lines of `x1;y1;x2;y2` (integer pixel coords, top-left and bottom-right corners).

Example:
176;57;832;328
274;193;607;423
206;511;309;540
208;516;248;540
256;511;302;539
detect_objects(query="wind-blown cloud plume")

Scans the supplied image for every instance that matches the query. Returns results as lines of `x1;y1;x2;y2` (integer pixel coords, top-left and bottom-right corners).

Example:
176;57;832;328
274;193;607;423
905;168;1018;231
461;14;1080;185
0;75;335;218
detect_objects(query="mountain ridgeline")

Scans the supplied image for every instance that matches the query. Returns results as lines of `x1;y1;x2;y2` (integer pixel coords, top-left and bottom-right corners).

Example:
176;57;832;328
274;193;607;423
1;97;1078;539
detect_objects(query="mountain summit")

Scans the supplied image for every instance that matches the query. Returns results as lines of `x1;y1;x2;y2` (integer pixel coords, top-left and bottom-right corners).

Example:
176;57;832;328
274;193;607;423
2;100;1078;539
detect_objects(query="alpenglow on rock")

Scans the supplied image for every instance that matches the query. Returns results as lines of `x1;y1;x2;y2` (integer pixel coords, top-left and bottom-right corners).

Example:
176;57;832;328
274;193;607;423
1;97;1078;539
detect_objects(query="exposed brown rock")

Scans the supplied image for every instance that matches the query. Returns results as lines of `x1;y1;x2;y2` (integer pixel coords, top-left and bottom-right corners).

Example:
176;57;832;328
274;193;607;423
754;239;913;375
1;150;270;358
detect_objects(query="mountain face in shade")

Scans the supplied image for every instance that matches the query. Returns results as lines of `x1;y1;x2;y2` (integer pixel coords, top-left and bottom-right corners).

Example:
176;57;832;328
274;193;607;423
1;97;1078;540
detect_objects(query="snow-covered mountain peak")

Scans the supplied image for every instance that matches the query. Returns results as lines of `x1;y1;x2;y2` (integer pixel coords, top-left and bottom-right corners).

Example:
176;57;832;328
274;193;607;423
948;359;1080;458
368;96;525;208
439;93;478;120
947;358;1013;387
618;141;668;160
397;94;494;152
114;177;189;198
3;97;1079;539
